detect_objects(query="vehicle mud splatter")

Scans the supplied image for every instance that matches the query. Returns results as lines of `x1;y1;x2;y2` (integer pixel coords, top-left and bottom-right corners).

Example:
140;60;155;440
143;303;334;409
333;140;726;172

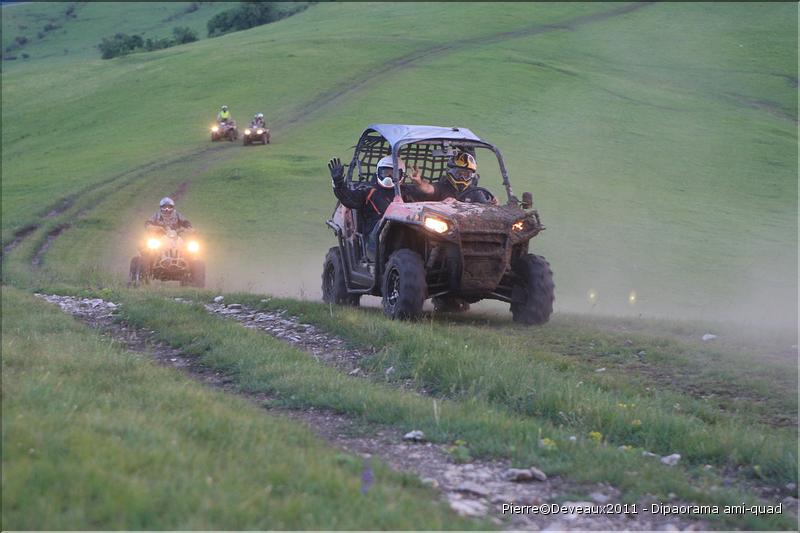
34;292;708;531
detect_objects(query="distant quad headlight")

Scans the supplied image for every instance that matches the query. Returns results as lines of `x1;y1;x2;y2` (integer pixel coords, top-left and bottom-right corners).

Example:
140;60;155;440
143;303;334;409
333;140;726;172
211;126;219;132
256;129;264;135
147;238;161;250
423;216;449;234
187;240;200;253
244;129;252;135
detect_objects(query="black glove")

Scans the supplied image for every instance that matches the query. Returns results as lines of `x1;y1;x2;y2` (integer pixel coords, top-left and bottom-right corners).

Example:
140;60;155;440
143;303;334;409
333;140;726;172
328;157;345;187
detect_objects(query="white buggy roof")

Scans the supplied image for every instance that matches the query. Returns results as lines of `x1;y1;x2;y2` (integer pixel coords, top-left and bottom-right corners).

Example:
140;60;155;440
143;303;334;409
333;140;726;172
366;124;486;148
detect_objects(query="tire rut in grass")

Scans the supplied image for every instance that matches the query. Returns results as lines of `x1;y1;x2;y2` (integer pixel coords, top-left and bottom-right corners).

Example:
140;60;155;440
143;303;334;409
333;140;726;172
34;292;708;531
9;3;654;266
276;2;656;130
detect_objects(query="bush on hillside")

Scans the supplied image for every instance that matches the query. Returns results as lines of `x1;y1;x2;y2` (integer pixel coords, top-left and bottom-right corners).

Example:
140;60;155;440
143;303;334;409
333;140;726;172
144;37;172;52
98;27;197;59
207;1;308;38
172;26;198;45
98;33;144;59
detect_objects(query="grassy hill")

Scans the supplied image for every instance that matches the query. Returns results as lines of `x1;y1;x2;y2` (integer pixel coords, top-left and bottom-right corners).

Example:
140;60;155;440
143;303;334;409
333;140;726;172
3;1;795;327
1;2;232;63
1;2;797;529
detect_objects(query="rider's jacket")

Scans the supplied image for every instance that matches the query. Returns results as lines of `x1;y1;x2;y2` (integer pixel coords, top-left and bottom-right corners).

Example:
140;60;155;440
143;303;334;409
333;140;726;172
218;110;231;121
145;210;193;232
333;179;421;232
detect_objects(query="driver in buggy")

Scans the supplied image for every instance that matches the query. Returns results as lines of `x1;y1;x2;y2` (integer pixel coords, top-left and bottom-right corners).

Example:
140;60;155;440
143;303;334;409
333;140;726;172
407;152;496;204
145;197;193;233
328;155;420;262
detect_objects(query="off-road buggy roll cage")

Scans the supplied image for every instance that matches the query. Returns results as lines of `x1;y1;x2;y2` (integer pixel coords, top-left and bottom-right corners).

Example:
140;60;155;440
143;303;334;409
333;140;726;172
324;123;554;324
345;124;516;203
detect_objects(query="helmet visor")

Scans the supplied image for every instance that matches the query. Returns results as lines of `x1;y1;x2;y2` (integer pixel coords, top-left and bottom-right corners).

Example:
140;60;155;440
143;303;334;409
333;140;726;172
377;166;394;179
448;169;474;192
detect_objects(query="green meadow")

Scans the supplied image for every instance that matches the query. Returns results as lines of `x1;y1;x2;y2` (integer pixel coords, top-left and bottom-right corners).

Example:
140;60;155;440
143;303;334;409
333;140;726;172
2;2;797;529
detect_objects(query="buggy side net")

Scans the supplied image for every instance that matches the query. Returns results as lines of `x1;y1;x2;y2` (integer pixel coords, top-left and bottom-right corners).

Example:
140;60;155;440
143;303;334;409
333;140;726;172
349;131;477;184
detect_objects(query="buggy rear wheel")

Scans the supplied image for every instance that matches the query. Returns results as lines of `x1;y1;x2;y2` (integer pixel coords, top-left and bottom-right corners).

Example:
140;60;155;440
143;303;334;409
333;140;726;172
322;247;360;306
382;249;426;320
510;254;554;325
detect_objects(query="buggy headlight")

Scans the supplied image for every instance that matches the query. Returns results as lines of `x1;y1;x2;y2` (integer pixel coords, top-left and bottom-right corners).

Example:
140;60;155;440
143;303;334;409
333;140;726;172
187;240;200;253
147;238;161;250
512;220;525;231
244;129;251;135
211;126;219;132
256;129;264;134
424;216;449;234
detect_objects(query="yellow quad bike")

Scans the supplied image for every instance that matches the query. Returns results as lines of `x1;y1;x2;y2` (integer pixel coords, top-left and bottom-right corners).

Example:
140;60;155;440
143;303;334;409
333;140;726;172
130;227;205;287
323;124;554;324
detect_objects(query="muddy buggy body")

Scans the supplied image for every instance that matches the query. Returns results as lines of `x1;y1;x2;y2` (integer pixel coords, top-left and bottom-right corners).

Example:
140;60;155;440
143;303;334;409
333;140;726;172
211;120;237;142
243;122;271;145
130;228;205;287
323;124;554;324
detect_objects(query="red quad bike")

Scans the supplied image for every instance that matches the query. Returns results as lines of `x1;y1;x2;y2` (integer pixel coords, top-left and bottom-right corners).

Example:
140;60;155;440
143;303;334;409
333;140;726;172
322;124;554;324
242;122;271;145
130;227;205;287
211;119;238;142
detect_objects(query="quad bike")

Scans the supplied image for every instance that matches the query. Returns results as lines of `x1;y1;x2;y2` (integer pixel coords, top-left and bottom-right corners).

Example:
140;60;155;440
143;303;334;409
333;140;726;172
211;119;237;142
130;227;205;287
243;122;271;145
322;124;554;325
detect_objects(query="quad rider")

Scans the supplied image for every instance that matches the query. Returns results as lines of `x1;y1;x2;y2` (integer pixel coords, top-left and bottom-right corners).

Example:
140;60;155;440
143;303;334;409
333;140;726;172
217;105;233;124
145;197;193;234
251;112;266;128
408;152;495;204
328;155;418;261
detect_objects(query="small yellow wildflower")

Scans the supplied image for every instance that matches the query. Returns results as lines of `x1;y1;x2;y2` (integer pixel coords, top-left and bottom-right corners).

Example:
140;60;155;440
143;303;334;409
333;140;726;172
588;431;603;443
631;419;642;427
539;437;557;451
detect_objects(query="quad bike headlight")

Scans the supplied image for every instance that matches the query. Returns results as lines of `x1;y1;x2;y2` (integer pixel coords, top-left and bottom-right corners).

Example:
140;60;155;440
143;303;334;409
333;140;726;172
423;216;449;234
244;129;252;135
256;129;264;135
211;126;219;132
187;240;200;253
512;220;525;231
147;238;161;250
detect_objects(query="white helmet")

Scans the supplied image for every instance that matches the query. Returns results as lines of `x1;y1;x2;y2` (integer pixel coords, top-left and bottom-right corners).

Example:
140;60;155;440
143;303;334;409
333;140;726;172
159;197;175;209
376;155;405;188
256;112;264;119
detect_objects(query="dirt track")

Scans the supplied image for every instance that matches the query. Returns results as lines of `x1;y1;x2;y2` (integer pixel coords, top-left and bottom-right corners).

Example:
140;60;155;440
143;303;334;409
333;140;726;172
35;292;710;531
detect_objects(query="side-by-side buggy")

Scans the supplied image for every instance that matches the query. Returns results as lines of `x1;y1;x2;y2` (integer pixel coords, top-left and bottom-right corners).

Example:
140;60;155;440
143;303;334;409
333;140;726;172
322;124;554;324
